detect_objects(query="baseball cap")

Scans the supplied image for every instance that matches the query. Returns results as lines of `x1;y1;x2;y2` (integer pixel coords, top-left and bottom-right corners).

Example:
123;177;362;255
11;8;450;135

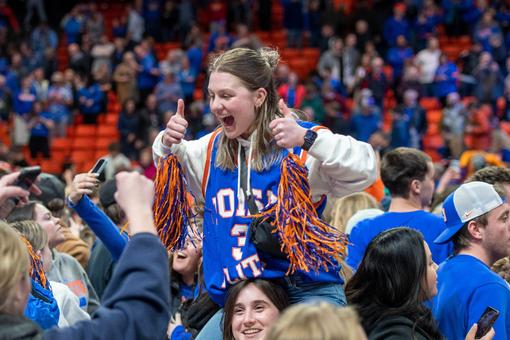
434;181;505;244
99;179;117;208
31;173;65;207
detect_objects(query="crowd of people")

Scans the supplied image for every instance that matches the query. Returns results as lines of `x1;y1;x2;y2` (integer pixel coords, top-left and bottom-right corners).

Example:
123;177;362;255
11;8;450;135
0;0;510;340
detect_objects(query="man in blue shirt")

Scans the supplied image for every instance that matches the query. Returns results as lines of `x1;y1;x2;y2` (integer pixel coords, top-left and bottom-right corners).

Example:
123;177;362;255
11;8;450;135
469;166;510;281
347;147;453;269
433;181;510;339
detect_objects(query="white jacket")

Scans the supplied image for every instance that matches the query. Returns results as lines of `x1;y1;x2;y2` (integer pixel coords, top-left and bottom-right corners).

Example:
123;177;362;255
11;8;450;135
152;127;377;202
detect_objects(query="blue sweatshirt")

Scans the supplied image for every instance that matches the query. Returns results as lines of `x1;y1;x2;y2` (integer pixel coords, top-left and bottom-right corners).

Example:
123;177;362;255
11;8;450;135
13;89;37;116
203;121;342;306
434;62;458;98
77;84;104;116
137;54;158;90
30;111;54;137
44;233;170;339
69;195;128;261
433;254;510;340
347;210;454;270
383;17;410;46
63;17;82;44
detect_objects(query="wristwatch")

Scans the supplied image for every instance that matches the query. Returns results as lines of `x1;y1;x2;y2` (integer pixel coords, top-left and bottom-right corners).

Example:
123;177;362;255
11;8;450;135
302;129;318;151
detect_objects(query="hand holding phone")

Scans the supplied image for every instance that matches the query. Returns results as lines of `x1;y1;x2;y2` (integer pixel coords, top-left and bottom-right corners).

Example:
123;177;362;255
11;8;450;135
90;157;108;182
16;166;41;190
0;170;40;218
68;172;100;205
8;166;41;206
475;307;499;339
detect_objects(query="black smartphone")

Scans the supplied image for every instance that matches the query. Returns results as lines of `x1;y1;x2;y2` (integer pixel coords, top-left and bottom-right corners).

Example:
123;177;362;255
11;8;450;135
475;306;499;338
89;158;108;181
15;166;41;190
9;166;41;205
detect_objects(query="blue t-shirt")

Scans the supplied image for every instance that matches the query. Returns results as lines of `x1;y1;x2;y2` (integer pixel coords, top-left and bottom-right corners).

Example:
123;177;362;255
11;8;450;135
63;17;82;44
14;89;37;116
137;54;158;90
351;110;381;142
30;111;53;137
179;282;194;301
77;83;104;115
434;62;458;97
346;210;453;270
433;254;510;340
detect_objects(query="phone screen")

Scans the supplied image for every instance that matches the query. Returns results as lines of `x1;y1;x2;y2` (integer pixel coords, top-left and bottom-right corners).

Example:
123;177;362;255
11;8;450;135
90;158;108;182
475;307;499;338
90;159;106;174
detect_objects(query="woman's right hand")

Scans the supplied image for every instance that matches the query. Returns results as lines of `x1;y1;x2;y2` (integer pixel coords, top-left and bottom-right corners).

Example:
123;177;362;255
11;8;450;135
465;323;495;340
68;173;99;205
162;99;188;147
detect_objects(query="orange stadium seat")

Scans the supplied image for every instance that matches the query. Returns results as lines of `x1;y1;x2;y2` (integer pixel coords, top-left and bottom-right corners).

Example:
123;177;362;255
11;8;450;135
51;138;71;151
50;150;68;164
97;125;119;138
40;159;61;174
427;123;441;135
95;137;116;150
72;138;92;150
94;149;109;159
75;125;97;138
303;48;320;59
288;59;311;79
104;113;119;125
426;110;443;124
70;150;95;164
423;133;444;149
420;97;441;111
280;48;301;62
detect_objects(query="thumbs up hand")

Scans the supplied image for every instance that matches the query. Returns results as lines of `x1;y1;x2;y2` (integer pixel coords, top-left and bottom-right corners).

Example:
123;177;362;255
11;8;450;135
269;99;307;149
163;99;188;146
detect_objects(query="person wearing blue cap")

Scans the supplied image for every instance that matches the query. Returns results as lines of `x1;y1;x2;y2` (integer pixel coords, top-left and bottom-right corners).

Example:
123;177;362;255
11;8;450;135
433;181;510;339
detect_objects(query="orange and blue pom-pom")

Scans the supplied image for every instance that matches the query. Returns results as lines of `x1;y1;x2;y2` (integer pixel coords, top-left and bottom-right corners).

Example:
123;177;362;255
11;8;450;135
153;154;196;252
20;236;48;289
254;153;348;274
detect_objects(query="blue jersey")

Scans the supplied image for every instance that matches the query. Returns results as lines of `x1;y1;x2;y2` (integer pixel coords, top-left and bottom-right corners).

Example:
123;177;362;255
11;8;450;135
347;210;453;270
202;121;342;305
433;254;510;340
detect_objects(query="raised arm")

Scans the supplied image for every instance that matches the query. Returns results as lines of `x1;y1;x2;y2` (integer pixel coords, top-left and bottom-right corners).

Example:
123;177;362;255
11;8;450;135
152;99;215;200
45;172;170;340
67;173;128;261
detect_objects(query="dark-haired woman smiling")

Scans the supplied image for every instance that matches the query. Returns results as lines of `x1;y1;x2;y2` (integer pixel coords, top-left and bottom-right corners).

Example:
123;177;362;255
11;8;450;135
345;227;493;340
222;279;288;340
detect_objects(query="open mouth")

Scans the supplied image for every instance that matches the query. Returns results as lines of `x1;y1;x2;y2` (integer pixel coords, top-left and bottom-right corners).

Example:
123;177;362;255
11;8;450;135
242;328;262;336
222;116;235;127
176;251;188;260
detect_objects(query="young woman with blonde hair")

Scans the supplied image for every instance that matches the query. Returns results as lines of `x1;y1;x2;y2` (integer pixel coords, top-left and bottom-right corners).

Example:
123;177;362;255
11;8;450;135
0;221;37;338
11;220;90;327
329;192;381;234
153;46;376;339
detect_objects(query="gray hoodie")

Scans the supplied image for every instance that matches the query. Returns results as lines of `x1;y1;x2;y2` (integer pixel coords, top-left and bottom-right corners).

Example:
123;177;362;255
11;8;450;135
47;249;100;315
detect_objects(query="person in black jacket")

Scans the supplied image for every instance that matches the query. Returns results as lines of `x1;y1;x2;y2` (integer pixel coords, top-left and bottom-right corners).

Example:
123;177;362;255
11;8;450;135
345;227;493;340
0;171;171;340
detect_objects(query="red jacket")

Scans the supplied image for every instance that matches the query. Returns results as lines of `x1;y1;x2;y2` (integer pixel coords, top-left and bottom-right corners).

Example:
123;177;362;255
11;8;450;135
278;84;306;108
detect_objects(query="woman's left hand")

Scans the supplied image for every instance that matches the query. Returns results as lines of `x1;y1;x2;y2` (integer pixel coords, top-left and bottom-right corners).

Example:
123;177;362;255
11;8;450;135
269;99;307;149
167;312;182;337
